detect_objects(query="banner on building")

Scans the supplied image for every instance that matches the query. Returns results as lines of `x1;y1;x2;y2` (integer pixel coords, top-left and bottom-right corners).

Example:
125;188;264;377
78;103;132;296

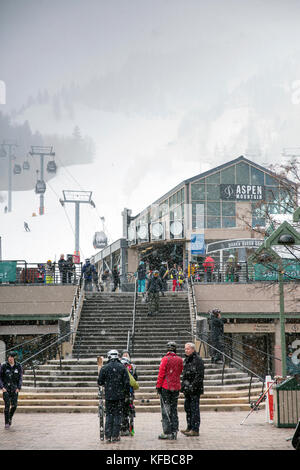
220;184;265;201
191;233;205;255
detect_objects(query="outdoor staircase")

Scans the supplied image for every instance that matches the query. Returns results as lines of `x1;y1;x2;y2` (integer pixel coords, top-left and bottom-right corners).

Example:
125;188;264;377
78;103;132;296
3;292;264;413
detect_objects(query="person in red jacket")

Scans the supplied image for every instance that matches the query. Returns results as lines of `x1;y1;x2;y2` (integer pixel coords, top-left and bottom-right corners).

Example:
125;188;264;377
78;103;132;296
203;255;215;282
156;341;183;440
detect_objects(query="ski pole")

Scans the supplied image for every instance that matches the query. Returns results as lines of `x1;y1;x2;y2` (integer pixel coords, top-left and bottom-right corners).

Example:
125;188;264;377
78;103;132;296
240;380;276;425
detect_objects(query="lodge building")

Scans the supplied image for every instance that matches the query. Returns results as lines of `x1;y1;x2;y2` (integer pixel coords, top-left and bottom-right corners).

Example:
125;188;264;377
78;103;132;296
93;155;300;375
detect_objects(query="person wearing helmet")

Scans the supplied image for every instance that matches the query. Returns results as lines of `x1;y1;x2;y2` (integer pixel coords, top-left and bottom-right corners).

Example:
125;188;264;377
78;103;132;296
209;308;225;363
286;345;300;376
45;260;54;284
146;269;164;316
137;260;147;297
98;350;130;443
82;258;96;292
225;254;236;282
156;341;183;440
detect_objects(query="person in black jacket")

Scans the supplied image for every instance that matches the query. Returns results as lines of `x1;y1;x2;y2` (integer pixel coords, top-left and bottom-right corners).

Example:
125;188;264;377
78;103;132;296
209;308;225;363
181;343;204;437
0;351;23;429
98;350;130;443
146;270;164;316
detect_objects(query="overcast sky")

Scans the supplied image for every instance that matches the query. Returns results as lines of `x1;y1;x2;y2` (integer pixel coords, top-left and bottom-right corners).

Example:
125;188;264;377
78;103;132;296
2;0;300;260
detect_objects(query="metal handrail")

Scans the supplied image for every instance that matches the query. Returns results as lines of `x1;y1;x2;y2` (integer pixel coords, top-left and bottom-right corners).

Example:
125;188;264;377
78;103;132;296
127;278;138;354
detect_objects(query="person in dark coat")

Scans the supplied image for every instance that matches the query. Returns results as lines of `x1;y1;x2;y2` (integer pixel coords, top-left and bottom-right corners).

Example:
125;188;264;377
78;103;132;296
98;350;130;443
58;254;67;284
209;308;225;363
159;262;168;292
146;270;164;316
0;351;23;429
112;266;120;292
137;261;147;296
181;342;204;437
82;258;96;292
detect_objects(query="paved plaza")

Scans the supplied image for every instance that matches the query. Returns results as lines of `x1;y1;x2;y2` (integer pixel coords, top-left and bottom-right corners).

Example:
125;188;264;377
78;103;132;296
0;409;296;451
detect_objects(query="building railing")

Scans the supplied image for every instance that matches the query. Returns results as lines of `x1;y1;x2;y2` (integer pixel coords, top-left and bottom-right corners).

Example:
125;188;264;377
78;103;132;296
0;260;83;285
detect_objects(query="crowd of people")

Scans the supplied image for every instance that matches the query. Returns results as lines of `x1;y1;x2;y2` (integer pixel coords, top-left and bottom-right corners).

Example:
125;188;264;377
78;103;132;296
189;254;242;283
97;341;205;443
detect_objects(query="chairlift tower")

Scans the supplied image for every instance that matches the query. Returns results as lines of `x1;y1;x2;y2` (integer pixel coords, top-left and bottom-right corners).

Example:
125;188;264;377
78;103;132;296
0;140;18;212
29;146;55;215
59;190;95;259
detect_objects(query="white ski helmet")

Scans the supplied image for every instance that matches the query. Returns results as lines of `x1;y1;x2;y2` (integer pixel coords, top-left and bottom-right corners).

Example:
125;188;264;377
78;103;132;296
107;349;119;360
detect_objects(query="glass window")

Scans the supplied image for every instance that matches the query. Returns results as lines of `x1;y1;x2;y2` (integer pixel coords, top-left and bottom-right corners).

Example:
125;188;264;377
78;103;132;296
266;187;279;202
181;187;185;202
206;172;220;184
265;174;279;186
236;162;250;184
206;185;220;200
207;216;221;228
222;201;235;216
252;217;265;227
221;166;235;184
192;202;205;216
192;216;205;230
206;202;220;216
191;183;205;200
251;167;265;185
222;217;236;228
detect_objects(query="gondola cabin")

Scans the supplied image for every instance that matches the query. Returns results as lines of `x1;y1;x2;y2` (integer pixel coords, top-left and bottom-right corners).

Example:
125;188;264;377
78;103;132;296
35;180;46;194
93;231;108;249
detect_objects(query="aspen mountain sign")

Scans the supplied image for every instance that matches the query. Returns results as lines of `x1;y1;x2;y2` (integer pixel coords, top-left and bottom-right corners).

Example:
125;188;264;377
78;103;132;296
220;184;265;201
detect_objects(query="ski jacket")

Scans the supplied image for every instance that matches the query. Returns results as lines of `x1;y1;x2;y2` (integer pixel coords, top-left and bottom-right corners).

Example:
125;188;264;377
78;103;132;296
82;262;95;281
203;257;215;272
147;276;163;293
98;359;130;401
0;361;23;391
156;352;183;391
209;315;225;339
137;264;147;280
181;352;204;396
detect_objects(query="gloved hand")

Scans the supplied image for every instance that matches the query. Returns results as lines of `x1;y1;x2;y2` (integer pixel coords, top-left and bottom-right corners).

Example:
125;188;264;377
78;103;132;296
156;387;162;395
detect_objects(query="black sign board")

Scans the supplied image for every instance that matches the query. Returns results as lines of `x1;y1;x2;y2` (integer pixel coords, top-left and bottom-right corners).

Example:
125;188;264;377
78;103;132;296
220;184;265;201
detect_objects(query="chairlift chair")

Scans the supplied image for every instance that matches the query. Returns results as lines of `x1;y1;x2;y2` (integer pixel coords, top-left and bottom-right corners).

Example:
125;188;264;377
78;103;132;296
13;164;22;174
35;180;46;194
47;160;57;173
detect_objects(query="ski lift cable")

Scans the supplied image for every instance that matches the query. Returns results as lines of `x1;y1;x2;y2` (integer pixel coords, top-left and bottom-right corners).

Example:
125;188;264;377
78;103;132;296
55;154;85;191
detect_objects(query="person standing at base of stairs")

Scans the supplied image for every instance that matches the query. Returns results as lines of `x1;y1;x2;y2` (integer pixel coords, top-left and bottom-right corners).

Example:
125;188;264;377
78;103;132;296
181;342;204;437
146;270;164;316
0;351;23;429
156;341;183;440
98;350;130;443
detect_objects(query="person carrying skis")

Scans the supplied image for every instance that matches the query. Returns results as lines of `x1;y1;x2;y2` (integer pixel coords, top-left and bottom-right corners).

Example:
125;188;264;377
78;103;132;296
98;350;130;443
120;355;139;436
156;341;183;440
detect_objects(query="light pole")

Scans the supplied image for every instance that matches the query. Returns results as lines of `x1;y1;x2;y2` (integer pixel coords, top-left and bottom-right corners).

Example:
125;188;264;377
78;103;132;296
263;221;300;376
29;146;55;215
1;141;18;212
59;190;95;260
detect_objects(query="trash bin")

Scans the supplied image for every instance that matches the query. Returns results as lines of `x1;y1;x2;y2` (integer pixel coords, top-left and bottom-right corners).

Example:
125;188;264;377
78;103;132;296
273;375;300;428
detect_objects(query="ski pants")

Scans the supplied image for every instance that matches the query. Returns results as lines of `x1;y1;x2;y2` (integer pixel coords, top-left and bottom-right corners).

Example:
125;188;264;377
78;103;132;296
184;393;200;432
160;388;179;435
3;390;19;425
138;279;146;293
148;292;159;314
105;399;123;438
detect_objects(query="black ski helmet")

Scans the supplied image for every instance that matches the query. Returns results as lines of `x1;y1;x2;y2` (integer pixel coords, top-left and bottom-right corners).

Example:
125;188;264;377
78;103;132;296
167;341;177;352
